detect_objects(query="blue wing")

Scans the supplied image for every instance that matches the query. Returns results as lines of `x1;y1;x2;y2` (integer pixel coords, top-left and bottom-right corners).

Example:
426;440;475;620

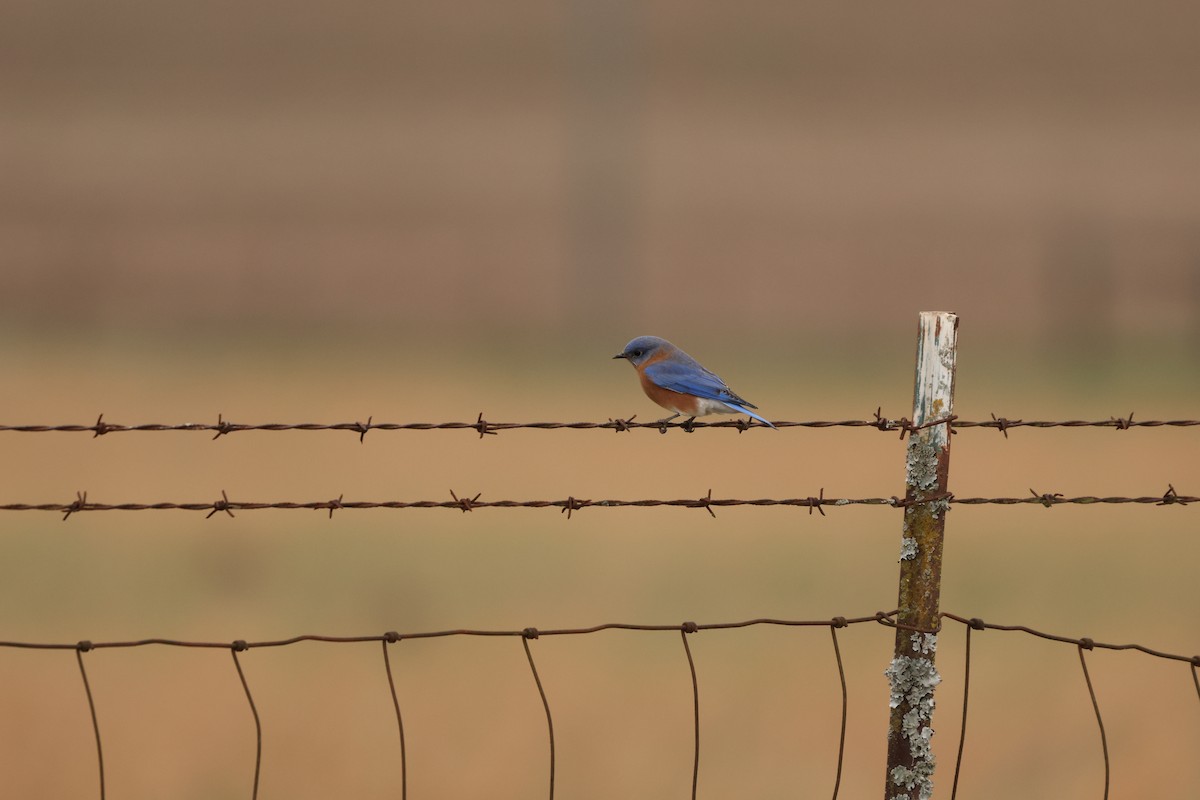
644;360;751;405
644;360;777;429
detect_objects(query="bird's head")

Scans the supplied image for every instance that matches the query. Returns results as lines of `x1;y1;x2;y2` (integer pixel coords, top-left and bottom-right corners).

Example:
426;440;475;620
613;336;671;367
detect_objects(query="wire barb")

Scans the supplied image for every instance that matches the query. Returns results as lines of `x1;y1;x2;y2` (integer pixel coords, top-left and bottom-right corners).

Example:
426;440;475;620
607;414;637;432
206;490;235;519
212;413;236;440
1029;488;1064;508
449;490;481;513
1158;484;1188;506
325;494;344;519
62;491;88;521
92;413;111;438
808;488;827;516
989;412;1020;438
474;412;496;439
560;497;587;519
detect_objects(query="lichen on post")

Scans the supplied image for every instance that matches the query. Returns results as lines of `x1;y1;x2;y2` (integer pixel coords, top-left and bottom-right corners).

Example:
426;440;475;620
884;311;958;800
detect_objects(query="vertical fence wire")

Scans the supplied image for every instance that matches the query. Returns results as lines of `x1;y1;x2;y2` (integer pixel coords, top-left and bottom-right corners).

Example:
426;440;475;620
521;633;555;800
1192;661;1200;704
680;626;699;800
828;624;847;800
231;646;262;800
381;636;408;800
950;622;974;800
75;645;105;800
1077;644;1109;800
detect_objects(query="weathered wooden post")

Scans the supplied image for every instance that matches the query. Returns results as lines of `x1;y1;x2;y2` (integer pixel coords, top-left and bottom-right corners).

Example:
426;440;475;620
883;311;958;800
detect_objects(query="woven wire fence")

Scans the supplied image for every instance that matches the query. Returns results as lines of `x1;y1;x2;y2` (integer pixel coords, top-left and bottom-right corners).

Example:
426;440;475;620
1;415;1198;800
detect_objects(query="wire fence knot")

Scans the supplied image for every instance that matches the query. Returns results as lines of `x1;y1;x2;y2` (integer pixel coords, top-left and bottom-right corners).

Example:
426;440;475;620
807;488;826;516
1029;489;1064;508
91;414;111;438
354;416;372;444
560;497;587;519
681;621;698;634
325;495;344;519
383;631;401;643
207;490;235;519
990;412;1021;438
474;412;496;439
831;616;848;628
1112;411;1135;430
608;414;637;432
212;414;236;440
1158;484;1188;506
522;627;540;640
697;489;717;518
968;617;986;630
231;640;248;652
873;406;897;433
450;490;481;513
62;491;88;521
76;640;93;652
1079;637;1095;650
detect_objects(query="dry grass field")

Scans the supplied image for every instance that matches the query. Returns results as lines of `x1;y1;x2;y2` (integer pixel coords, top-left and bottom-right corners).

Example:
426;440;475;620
3;2;1199;797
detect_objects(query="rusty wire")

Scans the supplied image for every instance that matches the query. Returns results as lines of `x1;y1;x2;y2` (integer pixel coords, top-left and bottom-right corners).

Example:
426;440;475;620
1;410;1197;439
950;623;973;800
3;485;1193;521
1078;643;1110;800
522;632;555;800
231;645;261;800
939;613;1200;800
829;622;848;800
680;625;700;800
8;612;1198;800
381;636;408;800
75;645;104;800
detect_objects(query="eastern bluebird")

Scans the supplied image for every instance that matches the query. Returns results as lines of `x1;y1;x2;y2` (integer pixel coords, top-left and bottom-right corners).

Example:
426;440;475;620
613;336;776;429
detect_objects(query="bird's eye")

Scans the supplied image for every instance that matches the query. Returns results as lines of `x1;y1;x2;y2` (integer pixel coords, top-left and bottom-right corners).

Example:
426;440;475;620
633;350;643;358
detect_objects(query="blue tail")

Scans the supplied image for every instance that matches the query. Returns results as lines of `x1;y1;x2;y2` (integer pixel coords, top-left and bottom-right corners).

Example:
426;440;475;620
724;403;777;430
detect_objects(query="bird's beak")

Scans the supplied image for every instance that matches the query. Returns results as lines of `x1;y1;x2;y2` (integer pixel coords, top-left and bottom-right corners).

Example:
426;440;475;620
612;353;629;360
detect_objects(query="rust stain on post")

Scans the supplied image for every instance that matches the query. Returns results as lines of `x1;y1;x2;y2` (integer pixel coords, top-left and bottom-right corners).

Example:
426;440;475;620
884;311;958;800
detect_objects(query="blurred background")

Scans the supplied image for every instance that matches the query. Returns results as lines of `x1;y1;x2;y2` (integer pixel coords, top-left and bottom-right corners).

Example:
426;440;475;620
1;2;1197;798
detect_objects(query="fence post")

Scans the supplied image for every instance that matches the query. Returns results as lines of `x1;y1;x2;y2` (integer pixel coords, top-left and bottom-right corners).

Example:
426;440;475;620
883;311;958;800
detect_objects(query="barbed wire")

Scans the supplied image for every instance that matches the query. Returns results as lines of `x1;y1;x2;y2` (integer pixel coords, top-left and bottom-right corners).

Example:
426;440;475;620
0;410;1196;440
2;485;1192;521
3;611;1196;800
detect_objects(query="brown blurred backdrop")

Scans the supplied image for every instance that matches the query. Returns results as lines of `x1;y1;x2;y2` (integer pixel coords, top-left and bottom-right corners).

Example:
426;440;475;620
1;3;1198;799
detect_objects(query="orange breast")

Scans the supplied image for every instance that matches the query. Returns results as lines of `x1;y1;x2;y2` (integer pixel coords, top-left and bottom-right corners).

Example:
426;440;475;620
636;355;700;415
